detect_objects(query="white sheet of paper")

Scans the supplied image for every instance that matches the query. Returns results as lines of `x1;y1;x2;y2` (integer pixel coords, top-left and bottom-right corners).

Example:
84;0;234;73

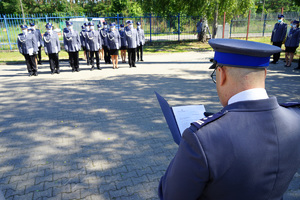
172;105;206;135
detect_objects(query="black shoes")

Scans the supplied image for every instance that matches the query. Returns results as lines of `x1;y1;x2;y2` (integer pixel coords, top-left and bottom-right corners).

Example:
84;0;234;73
271;61;278;64
97;66;101;70
294;67;300;70
38;62;42;65
91;67;95;71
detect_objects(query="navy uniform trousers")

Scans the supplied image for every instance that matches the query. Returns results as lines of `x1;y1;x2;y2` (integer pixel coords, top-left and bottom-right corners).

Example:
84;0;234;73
24;54;37;74
159;97;300;200
48;53;59;73
137;45;143;61
128;48;136;67
272;42;282;62
68;52;79;71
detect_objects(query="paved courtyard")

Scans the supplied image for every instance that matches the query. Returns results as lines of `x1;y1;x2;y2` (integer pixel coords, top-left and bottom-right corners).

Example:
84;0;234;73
0;51;299;200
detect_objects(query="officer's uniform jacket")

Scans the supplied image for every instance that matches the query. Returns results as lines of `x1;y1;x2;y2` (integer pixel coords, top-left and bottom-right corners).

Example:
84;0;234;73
17;32;38;55
100;29;109;47
159;97;300;200
31;29;43;48
80;30;87;47
137;28;145;46
125;28;139;49
285;28;300;48
119;30;127;47
271;22;287;43
85;30;102;51
63;29;81;52
43;31;61;54
107;30;121;50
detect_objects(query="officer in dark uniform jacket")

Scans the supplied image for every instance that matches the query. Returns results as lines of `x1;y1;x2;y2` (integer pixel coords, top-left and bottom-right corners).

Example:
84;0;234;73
284;20;300;68
136;22;145;62
85;22;102;70
29;23;43;65
43;24;61;74
100;22;111;64
63;21;81;72
119;24;127;63
17;25;38;76
271;14;287;64
125;20;139;68
158;39;300;200
80;25;88;63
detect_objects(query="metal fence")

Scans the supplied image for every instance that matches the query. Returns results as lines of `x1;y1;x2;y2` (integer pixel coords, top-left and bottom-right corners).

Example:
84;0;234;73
1;12;300;50
0;13;202;50
229;12;300;38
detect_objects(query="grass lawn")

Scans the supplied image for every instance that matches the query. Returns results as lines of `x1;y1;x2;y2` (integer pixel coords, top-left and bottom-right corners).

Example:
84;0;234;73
0;37;298;64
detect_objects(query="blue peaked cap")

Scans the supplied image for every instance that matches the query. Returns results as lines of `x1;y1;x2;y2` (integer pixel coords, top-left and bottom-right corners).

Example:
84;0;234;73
45;24;52;29
66;21;73;26
29;22;35;26
278;14;284;18
208;39;282;69
20;24;28;29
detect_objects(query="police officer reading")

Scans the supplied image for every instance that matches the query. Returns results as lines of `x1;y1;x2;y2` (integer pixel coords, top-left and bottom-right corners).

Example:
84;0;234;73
158;39;300;200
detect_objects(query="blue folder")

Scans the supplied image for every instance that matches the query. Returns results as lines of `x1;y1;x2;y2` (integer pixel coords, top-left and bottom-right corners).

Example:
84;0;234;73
155;92;181;145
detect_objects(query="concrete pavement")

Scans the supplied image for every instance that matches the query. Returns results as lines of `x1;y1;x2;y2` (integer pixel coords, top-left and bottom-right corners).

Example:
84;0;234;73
0;51;299;199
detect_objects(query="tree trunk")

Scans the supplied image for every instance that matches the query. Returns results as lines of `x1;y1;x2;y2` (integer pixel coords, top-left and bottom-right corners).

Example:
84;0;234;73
212;2;218;39
200;17;208;42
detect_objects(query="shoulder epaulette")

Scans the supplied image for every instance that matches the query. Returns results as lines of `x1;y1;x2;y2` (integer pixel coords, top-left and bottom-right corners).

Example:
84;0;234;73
190;111;228;132
280;102;300;108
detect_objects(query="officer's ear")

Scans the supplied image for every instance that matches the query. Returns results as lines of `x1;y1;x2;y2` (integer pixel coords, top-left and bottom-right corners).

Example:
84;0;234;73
218;66;227;86
264;68;267;79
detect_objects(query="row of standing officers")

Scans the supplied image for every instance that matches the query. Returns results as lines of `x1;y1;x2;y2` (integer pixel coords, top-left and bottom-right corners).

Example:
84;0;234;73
17;20;145;76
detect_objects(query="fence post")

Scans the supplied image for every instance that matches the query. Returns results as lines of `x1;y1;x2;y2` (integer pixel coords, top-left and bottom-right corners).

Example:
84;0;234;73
178;13;180;42
246;10;251;40
150;13;152;43
3;15;12;50
230;19;233;38
117;14;119;26
262;14;267;37
223;12;226;38
46;15;48;23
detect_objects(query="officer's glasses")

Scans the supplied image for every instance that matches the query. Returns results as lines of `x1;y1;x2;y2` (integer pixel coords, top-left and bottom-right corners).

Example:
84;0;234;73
210;65;222;84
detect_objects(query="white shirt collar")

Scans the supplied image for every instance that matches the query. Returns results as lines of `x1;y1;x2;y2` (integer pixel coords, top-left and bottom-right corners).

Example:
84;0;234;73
228;88;269;105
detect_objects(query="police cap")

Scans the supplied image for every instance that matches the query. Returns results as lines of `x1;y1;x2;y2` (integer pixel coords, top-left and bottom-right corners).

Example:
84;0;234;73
66;21;73;26
293;20;299;24
29;22;35;26
208;39;282;69
20;24;28;29
88;22;94;26
278;14;284;18
97;24;102;28
45;24;52;29
136;22;141;25
127;20;133;24
103;21;107;25
120;24;124;28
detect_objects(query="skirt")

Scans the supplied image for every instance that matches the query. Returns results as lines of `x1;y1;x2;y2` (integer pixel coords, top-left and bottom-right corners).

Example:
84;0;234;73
285;46;297;53
110;49;119;55
120;46;127;50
